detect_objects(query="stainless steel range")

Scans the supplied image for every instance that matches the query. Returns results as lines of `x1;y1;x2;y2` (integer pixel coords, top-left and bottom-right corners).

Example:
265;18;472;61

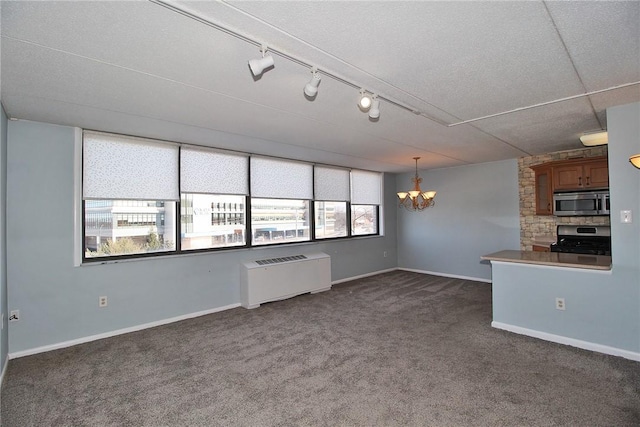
550;225;611;256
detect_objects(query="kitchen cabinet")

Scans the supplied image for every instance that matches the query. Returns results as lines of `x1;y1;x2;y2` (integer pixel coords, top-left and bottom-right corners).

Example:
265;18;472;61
583;159;609;188
531;164;553;215
530;156;609;215
553;158;609;191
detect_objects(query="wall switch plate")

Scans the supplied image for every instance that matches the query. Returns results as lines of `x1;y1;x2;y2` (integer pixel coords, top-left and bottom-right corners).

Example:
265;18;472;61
99;296;108;307
555;298;566;311
621;210;632;223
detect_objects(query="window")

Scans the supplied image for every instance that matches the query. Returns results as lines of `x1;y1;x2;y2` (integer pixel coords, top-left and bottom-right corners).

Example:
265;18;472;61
82;132;179;259
81;131;384;261
314;165;350;239
250;157;313;246
181;194;246;250
84;200;177;257
315;201;347;239
180;147;248;251
251;199;310;245
350;170;382;236
351;205;378;235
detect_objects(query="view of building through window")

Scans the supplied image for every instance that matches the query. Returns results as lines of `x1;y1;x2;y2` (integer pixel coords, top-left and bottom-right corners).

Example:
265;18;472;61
251;199;310;245
181;194;246;250
84;200;379;258
315;201;347;239
84;200;176;257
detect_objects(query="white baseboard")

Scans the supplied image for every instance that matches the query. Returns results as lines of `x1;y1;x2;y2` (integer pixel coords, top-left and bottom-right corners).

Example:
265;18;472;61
492;321;640;362
7;269;490;359
398;267;492;284
8;303;241;360
331;268;398;285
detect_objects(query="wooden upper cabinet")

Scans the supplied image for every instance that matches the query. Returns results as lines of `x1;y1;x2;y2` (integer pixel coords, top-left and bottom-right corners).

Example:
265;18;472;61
531;164;553;215
530;156;609;215
553;164;583;190
584;159;609;188
552;156;609;191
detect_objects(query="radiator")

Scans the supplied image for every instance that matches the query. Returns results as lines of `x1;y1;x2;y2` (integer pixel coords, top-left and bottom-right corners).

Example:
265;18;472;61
240;252;331;309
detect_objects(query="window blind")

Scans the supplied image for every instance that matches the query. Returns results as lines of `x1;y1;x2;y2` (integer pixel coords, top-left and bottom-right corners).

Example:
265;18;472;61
83;131;179;201
181;147;248;195
250;157;313;199
351;170;382;205
314;165;350;201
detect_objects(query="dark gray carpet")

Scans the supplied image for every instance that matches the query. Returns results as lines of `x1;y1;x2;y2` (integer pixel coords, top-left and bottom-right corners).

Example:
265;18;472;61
2;270;639;426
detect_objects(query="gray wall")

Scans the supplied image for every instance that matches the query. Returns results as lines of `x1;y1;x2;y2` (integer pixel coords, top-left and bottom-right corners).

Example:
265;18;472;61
492;101;640;353
6;119;398;354
0;105;8;373
397;159;520;281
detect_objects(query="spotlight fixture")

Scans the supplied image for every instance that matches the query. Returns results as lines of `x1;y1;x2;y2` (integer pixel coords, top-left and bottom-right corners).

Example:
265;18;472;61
369;96;380;119
248;45;274;77
304;67;321;98
580;131;608;146
630;154;640;169
358;89;372;111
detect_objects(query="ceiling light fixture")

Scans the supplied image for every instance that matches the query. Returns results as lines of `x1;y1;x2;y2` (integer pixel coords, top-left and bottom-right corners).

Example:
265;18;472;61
397;157;436;211
369;96;380;119
358;89;372;111
304;67;321;98
629;154;640;169
248;44;274;77
580;131;608;146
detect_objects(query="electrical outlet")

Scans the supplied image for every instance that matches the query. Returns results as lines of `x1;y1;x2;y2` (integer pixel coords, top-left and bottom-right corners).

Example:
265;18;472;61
9;310;20;321
621;210;632;223
99;296;108;307
383;251;388;258
555;297;566;311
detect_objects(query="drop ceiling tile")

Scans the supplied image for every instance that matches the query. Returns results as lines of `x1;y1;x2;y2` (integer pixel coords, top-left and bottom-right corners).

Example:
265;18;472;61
472;98;602;155
546;1;640;90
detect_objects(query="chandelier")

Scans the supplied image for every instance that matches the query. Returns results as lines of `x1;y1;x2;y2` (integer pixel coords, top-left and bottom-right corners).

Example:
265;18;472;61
397;157;436;211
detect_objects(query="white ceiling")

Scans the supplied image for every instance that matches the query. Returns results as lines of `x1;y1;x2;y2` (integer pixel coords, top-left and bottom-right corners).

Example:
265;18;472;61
1;1;639;173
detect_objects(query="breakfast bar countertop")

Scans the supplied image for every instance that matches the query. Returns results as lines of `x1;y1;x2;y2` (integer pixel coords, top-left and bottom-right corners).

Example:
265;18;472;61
481;250;612;271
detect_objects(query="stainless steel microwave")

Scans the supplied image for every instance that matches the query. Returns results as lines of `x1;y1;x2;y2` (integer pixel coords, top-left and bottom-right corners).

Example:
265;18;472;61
553;190;610;216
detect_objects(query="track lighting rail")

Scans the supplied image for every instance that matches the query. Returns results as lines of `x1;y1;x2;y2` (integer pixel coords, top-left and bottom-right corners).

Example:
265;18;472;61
149;0;450;125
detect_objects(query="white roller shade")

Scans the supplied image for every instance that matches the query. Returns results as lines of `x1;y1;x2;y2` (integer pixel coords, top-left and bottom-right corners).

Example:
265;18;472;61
83;132;179;201
251;157;313;199
314;165;350;201
181;148;248;195
351;170;382;205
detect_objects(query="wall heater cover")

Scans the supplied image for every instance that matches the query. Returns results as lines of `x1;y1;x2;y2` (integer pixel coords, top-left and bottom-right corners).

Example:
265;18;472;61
240;252;331;309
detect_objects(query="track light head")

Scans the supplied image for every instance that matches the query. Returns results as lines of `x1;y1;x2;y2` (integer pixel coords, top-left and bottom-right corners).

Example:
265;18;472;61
248;45;274;77
369;97;380;119
249;55;274;77
358;89;372;111
304;68;321;98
